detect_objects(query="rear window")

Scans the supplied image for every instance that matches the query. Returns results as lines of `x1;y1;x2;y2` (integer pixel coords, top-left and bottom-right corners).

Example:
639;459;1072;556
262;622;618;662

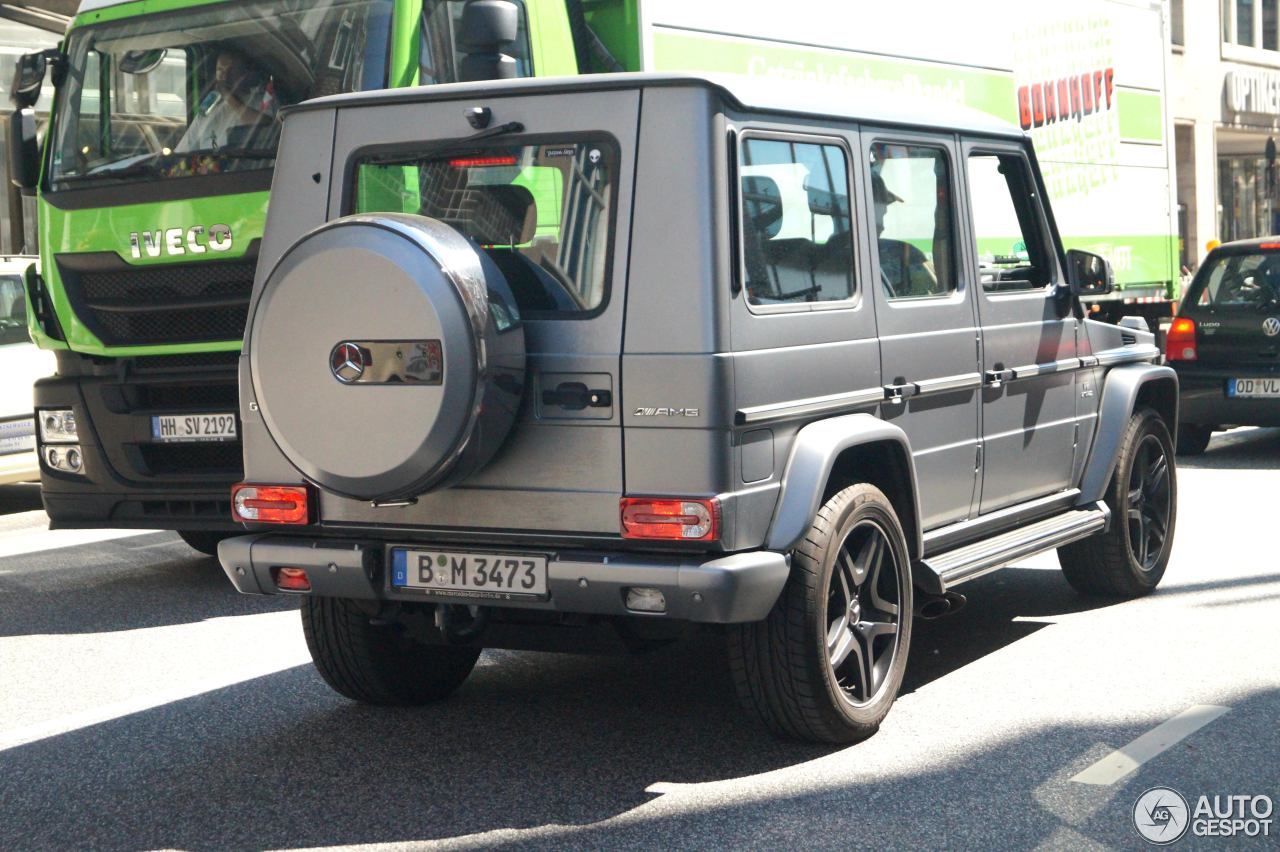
353;140;617;316
1188;252;1280;312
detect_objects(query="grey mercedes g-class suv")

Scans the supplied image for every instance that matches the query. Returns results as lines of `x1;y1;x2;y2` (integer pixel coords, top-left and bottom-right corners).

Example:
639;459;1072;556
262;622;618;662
219;74;1178;744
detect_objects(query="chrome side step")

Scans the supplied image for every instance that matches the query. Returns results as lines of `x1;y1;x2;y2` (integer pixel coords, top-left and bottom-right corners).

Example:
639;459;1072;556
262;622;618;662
917;504;1109;593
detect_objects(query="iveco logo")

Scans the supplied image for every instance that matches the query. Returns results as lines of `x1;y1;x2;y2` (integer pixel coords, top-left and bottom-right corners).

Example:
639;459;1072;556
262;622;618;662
1264;317;1280;337
129;224;233;259
330;342;367;384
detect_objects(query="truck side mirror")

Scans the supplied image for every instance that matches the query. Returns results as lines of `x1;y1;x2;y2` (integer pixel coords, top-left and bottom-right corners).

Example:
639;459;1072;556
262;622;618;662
1065;248;1114;297
7;107;40;194
10;51;47;108
458;0;519;82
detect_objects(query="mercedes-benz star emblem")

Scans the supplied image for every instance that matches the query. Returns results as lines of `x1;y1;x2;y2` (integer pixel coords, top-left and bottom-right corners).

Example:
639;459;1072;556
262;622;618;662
330;342;366;384
1264;317;1280;338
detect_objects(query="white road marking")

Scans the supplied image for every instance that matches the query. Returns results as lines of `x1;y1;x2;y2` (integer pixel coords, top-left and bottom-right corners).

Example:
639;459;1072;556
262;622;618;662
1070;704;1230;786
0;656;309;752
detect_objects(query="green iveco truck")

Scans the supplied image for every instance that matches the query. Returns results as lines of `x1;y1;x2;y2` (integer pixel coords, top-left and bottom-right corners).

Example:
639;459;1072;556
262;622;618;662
7;0;1177;553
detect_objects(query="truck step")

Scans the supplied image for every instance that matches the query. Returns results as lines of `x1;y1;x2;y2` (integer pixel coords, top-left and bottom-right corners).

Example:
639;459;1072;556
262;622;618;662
919;505;1109;592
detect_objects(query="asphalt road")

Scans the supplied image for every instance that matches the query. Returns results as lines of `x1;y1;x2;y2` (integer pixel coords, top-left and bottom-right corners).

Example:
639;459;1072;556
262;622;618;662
1;429;1278;850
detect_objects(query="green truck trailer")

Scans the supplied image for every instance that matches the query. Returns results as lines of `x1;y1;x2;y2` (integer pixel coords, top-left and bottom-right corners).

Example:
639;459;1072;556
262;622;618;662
7;0;1176;550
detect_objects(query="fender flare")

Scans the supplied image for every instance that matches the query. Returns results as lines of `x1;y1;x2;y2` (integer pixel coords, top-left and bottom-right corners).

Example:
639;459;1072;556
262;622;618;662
1077;363;1179;505
765;413;922;555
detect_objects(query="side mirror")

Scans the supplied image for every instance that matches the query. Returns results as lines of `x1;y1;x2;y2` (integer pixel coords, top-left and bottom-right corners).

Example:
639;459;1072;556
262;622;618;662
10;50;52;108
1065;248;1114;297
7;108;40;193
458;0;519;82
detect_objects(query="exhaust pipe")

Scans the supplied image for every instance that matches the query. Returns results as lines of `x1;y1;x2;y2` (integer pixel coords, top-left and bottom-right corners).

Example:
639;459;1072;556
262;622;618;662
914;590;967;620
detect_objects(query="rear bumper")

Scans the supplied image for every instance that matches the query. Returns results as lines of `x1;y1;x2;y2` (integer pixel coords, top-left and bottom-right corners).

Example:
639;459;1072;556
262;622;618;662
218;534;790;624
35;365;242;531
1174;365;1280;427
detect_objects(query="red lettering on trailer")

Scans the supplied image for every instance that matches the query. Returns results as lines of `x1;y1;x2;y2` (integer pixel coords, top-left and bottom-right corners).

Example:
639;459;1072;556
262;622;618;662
1018;67;1116;130
1018;86;1033;130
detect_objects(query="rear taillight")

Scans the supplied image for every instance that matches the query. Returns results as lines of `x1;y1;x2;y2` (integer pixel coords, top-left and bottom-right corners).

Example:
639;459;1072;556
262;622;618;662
620;497;719;541
273;567;312;592
1166;317;1197;361
232;484;312;525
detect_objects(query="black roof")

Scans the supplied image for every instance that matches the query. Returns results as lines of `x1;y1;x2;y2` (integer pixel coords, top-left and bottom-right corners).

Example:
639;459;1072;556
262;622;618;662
286;72;1025;140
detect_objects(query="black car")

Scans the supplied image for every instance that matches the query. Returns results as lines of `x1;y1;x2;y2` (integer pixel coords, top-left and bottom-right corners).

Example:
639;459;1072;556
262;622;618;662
1168;238;1280;454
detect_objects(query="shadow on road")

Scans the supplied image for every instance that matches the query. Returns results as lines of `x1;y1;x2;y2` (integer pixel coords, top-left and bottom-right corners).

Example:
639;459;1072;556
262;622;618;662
1177;427;1280;470
2;644;1273;850
0;536;295;637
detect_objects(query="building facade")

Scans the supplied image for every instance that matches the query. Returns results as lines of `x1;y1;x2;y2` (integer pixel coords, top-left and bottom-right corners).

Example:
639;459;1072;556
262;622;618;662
1172;0;1280;269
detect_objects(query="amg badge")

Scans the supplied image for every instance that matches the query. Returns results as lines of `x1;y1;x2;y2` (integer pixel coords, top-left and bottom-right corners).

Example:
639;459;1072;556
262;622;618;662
634;407;700;418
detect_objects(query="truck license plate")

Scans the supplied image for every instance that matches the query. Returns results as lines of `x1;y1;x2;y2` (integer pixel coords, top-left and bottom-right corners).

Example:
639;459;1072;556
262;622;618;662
390;548;548;599
151;413;238;443
1227;378;1280;398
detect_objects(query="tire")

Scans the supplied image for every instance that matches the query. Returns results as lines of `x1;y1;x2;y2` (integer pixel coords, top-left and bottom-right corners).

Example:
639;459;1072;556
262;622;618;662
1176;423;1212;456
1058;407;1176;597
301;597;480;705
728;483;913;744
177;530;232;557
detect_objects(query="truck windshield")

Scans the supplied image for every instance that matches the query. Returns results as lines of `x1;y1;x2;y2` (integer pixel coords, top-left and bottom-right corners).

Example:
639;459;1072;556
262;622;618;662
48;0;393;191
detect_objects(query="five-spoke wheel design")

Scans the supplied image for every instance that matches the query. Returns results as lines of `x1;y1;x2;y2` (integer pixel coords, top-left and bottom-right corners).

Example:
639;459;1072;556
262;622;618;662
1059;407;1177;597
1126;433;1172;572
728;482;913;743
825;520;902;706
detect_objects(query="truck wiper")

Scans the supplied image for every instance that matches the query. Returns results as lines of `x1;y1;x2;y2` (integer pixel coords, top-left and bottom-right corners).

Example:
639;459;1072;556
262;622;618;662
63;147;277;184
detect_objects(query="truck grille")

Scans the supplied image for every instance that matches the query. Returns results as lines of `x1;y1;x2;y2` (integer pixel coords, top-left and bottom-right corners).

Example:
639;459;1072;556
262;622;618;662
56;251;257;346
138;442;244;476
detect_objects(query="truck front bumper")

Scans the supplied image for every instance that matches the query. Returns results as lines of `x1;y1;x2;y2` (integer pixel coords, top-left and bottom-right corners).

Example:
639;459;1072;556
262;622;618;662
218;534;790;624
35;367;242;531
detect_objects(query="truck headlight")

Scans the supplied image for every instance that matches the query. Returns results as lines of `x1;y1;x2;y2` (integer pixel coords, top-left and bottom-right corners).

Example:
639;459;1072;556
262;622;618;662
38;409;78;443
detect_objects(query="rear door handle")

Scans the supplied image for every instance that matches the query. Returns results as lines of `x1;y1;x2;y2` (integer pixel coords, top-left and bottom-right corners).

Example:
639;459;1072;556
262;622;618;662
984;369;1014;388
541;382;612;410
882;382;920;404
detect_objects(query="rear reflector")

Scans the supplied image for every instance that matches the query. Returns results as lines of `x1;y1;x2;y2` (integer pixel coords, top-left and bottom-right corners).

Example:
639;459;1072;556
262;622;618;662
1259;243;1280;250
620;497;719;541
1165;317;1197;361
274;567;311;592
232;484;311;525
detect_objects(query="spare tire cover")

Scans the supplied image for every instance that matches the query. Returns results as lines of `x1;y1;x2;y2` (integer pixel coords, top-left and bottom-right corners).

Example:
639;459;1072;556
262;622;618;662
249;213;525;501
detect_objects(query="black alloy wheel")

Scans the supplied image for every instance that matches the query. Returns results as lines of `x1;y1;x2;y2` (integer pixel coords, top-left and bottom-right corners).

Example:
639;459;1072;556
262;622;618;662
1126;433;1173;573
825;519;903;707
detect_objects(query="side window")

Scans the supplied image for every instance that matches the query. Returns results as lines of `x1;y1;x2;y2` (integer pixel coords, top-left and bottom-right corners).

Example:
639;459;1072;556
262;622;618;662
421;0;532;85
739;136;855;307
871;142;956;299
968;152;1053;293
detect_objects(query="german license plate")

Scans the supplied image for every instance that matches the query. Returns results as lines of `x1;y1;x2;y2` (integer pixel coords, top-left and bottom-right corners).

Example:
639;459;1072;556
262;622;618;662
1227;378;1280;398
390;548;548;599
151;413;238;443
